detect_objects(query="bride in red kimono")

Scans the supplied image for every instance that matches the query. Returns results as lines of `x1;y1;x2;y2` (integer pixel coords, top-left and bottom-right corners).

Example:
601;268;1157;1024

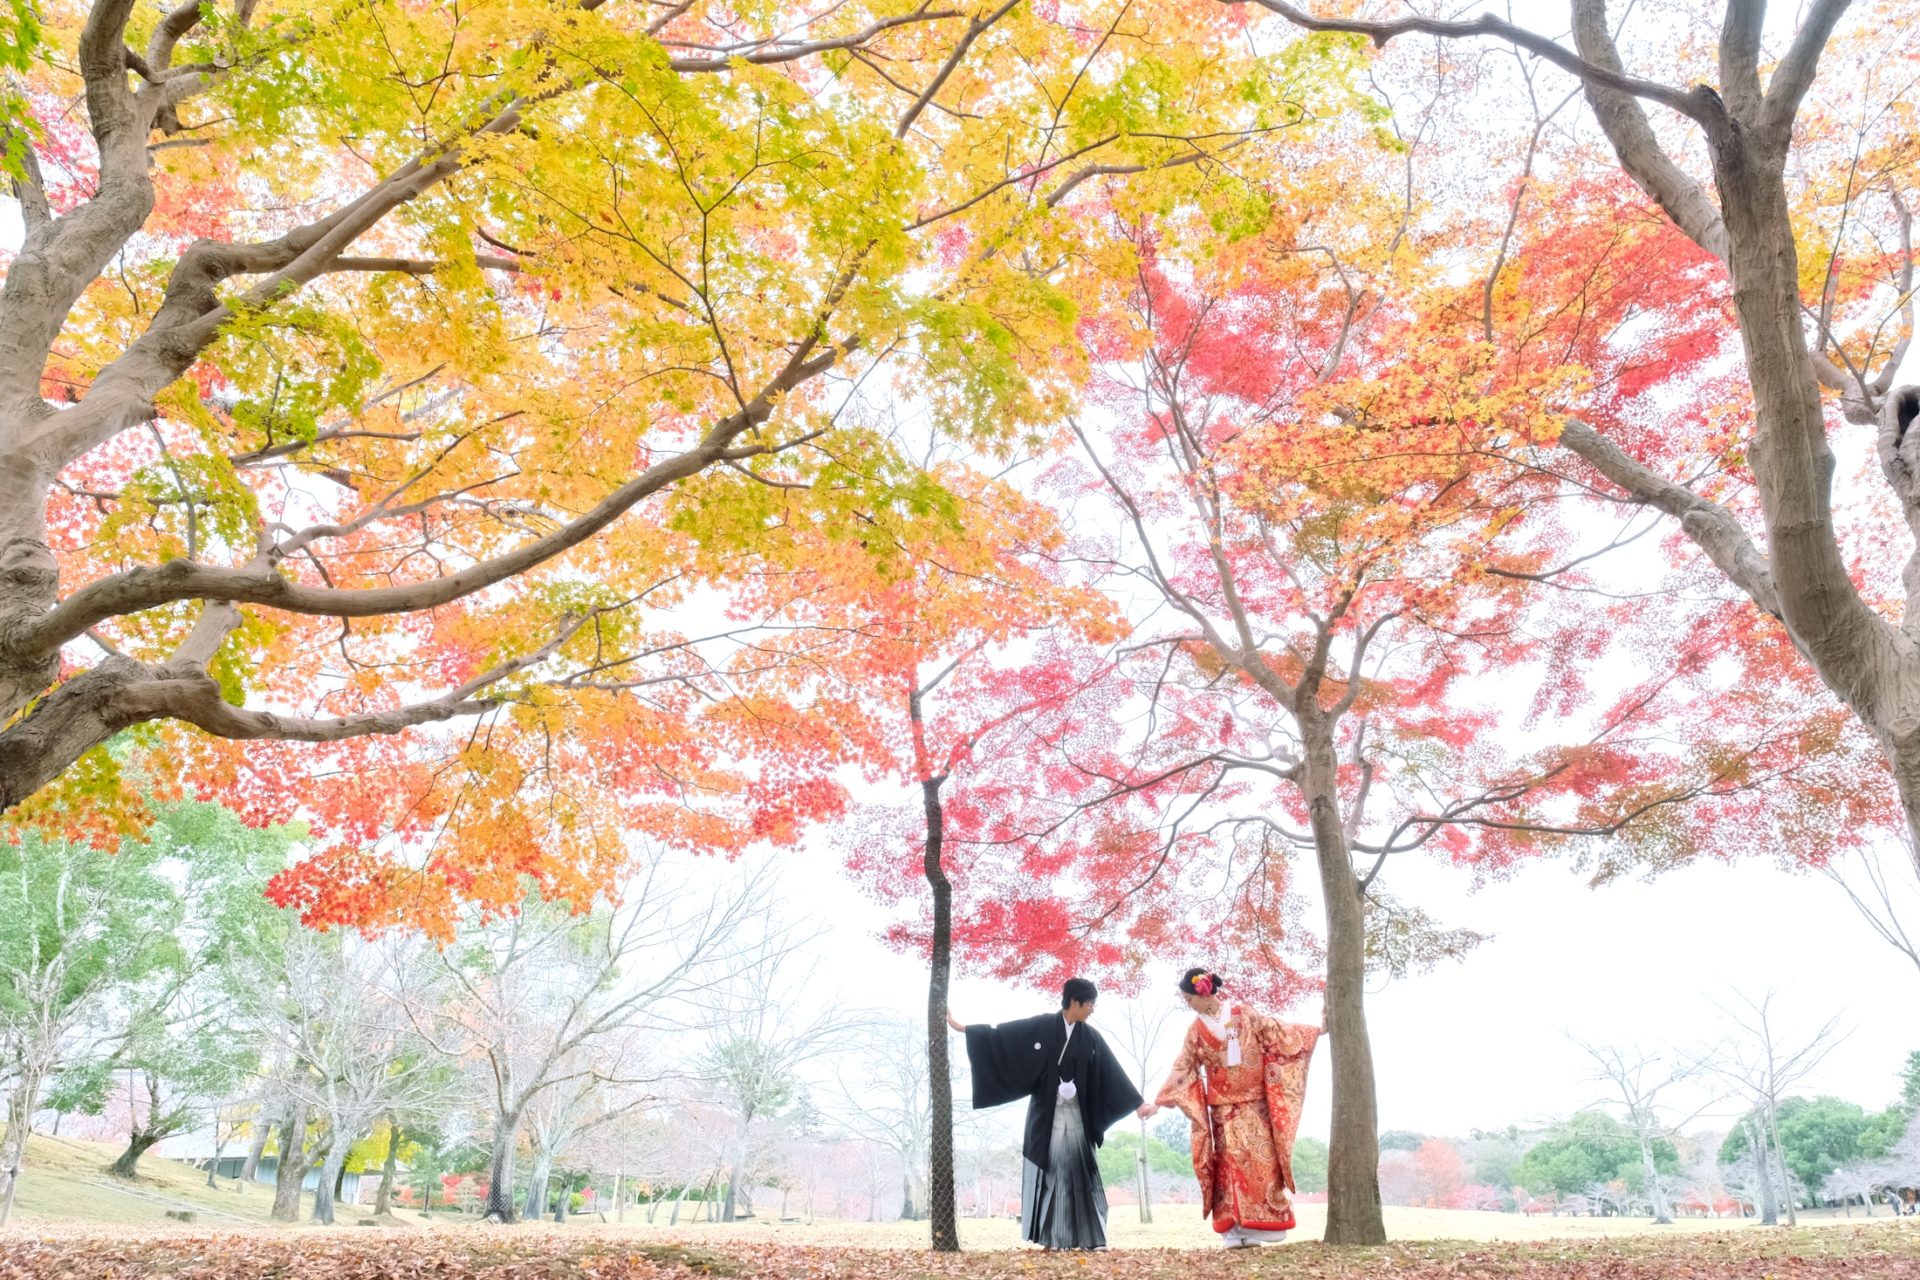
1139;967;1319;1248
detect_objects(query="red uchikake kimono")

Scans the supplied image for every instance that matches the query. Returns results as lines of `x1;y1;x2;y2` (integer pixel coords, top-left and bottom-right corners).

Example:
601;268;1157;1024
1153;1005;1318;1238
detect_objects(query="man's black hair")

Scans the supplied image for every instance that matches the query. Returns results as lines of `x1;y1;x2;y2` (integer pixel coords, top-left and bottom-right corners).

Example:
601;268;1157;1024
1061;976;1097;1008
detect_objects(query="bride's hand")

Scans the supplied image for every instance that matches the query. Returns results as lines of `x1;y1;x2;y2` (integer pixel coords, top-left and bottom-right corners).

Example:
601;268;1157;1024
1136;1103;1158;1119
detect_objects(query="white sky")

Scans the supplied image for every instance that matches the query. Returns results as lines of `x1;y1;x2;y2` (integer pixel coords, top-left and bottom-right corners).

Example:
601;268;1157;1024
4;0;1914;1148
769;812;1918;1144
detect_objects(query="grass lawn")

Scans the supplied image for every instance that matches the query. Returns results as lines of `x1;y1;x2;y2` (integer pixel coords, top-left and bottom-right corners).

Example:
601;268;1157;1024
4;1133;284;1228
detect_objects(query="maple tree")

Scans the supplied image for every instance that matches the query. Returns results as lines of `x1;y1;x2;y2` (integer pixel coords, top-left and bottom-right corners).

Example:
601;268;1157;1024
1040;75;1868;1232
0;0;1329;926
1226;0;1920;865
765;459;1131;1251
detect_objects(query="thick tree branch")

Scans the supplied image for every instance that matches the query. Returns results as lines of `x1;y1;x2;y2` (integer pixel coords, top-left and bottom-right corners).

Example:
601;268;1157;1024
77;0;139;138
144;0;206;74
328;255;525;275
1763;0;1853;142
1555;417;1782;619
1568;0;1729;262
0;0;156;422
128;606;598;742
20;344;847;653
3;127;50;230
38;91;538;470
1718;0;1766;124
0;603;599;812
1236;0;1708;120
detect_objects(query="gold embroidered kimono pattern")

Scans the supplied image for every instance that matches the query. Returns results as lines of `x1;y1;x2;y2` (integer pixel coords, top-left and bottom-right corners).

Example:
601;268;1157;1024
1154;1006;1317;1236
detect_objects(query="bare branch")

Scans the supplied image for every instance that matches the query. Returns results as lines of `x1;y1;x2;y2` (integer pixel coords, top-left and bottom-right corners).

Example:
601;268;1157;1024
1237;0;1708;120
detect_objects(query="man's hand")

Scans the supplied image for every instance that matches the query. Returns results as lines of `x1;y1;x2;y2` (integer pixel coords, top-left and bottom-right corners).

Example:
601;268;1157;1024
946;1009;965;1033
1136;1103;1158;1119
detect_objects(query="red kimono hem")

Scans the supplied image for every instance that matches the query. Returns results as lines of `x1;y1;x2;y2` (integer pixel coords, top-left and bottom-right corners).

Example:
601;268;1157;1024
1212;1216;1295;1233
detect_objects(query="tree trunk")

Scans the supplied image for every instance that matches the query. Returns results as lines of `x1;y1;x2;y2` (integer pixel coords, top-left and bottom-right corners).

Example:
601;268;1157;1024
240;1110;273;1186
110;1071;177;1181
483;1113;520;1223
1723;150;1920;855
1136;1114;1154;1223
553;1174;569;1223
1639;1135;1671;1224
1302;721;1386;1245
1765;1103;1796;1226
310;1131;351;1225
920;769;961;1251
374;1117;401;1216
721;1136;745;1221
270;1104;312;1223
524;1152;551;1222
205;1126;229;1189
669;1175;694;1225
0;1069;44;1228
615;1170;625;1222
109;1130;164;1180
1748;1117;1778;1226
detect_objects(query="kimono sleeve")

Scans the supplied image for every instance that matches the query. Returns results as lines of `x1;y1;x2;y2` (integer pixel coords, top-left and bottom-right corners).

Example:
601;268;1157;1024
1079;1028;1143;1142
1153;1026;1216;1217
1254;1013;1319;1062
962;1014;1052;1110
1152;1028;1206;1125
1251;1010;1318;1190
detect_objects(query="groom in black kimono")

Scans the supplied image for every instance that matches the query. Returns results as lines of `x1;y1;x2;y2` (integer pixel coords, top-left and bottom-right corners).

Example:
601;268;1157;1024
946;977;1146;1250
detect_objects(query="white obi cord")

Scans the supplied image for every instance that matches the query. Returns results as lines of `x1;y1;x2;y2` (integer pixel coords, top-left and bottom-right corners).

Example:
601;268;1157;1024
1198;1004;1242;1067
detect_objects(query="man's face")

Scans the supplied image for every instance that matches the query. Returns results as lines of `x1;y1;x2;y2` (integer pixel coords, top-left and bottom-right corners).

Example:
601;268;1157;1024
1065;998;1095;1024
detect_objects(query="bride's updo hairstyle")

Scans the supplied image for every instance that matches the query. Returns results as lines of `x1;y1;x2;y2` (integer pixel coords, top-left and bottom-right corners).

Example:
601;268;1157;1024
1178;967;1224;997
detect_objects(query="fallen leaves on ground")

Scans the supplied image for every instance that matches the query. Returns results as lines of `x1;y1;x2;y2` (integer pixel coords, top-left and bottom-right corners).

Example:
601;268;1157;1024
3;1225;1919;1280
